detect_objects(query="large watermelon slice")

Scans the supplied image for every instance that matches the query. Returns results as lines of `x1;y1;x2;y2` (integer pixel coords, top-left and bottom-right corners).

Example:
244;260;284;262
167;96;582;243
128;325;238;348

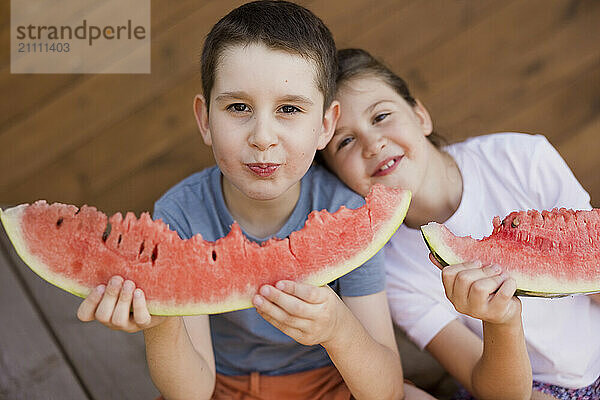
421;208;600;297
0;184;410;315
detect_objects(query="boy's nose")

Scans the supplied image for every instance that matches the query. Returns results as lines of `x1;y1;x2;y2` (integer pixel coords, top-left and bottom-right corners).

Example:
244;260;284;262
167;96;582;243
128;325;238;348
362;135;386;158
248;116;278;151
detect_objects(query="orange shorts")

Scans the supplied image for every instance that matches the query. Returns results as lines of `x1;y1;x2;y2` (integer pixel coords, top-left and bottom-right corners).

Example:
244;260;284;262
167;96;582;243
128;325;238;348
156;365;352;400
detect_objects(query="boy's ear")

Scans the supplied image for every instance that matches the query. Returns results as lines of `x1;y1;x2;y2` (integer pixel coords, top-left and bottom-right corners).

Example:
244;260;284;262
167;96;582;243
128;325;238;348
193;94;212;146
413;99;433;136
317;100;341;150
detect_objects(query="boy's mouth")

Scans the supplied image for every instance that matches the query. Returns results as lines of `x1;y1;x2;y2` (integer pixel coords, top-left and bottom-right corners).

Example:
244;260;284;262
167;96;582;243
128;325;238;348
246;163;280;177
372;156;402;177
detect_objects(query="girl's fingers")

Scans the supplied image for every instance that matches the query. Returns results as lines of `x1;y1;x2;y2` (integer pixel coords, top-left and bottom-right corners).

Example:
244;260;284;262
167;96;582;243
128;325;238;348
467;274;506;303
77;284;106;322
111;280;135;327
132;289;152;328
428;253;444;270
275;281;326;304
442;261;486;300
489;277;518;309
94;276;123;324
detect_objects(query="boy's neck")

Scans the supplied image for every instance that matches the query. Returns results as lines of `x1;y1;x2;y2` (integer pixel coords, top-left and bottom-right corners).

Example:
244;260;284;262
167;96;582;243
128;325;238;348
222;177;301;239
404;149;463;229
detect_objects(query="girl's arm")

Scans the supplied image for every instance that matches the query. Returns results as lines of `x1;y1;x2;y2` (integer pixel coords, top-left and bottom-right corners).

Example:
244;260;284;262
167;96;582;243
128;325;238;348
254;281;434;400
427;319;531;400
426;259;532;400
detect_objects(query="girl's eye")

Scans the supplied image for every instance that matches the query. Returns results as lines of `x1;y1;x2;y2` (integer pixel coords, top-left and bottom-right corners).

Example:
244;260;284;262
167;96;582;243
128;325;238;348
279;105;301;114
373;112;390;124
337;137;353;151
227;103;250;113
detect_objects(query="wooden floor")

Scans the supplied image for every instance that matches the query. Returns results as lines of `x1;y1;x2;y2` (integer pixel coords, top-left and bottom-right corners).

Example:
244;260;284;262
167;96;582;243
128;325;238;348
0;226;159;399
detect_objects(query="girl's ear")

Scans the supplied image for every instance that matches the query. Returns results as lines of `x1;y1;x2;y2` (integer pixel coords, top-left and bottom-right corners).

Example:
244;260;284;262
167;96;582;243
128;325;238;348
317;100;341;150
194;95;212;146
413;99;433;136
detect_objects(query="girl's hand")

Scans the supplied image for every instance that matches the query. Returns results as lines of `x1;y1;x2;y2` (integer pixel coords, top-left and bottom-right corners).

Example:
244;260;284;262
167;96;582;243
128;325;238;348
77;275;167;333
253;280;345;346
434;257;522;326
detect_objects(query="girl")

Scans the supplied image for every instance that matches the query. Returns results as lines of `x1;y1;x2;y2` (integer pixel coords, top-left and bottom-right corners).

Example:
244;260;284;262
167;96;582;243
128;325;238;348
319;48;600;400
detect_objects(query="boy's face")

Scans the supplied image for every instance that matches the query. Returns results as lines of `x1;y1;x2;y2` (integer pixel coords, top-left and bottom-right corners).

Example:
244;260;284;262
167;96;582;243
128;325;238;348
195;43;338;202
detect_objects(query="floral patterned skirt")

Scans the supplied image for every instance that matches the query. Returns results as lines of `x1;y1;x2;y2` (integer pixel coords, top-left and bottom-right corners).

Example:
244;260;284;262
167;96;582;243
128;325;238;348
451;375;600;400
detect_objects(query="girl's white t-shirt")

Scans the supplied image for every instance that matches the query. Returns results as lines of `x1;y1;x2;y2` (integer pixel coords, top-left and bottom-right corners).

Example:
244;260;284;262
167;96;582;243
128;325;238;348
386;132;600;388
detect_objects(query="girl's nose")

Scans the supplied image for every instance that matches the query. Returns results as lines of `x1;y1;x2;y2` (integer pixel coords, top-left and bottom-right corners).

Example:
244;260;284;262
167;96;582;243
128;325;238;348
362;135;386;158
248;115;278;151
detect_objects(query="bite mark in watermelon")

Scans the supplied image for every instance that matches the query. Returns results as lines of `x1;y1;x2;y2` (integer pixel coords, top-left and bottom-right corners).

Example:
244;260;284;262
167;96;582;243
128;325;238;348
421;208;600;297
0;185;411;315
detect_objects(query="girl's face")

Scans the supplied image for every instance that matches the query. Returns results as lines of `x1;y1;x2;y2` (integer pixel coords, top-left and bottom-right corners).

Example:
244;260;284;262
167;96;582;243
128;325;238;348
322;76;434;197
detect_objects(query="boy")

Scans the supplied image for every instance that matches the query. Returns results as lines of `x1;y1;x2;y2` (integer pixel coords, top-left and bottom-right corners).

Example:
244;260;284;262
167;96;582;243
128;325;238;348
77;2;431;398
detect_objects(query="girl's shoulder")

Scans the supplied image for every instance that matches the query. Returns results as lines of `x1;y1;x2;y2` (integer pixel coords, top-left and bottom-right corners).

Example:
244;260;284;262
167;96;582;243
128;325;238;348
445;132;557;177
445;132;551;158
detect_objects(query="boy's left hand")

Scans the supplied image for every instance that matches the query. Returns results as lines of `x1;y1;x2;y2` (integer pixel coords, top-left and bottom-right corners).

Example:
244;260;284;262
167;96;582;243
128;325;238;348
253;280;345;346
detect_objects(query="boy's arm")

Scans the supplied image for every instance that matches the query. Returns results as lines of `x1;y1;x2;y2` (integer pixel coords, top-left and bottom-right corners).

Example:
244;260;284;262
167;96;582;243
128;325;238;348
144;315;216;400
338;291;435;400
77;275;216;400
254;282;434;400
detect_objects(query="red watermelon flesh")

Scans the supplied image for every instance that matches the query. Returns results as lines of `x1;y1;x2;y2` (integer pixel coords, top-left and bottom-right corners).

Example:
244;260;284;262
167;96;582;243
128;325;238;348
421;208;600;297
0;184;411;315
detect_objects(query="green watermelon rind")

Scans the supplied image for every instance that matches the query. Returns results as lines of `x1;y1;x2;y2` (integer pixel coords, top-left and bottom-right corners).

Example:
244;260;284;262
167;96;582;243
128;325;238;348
0;190;412;315
420;222;600;298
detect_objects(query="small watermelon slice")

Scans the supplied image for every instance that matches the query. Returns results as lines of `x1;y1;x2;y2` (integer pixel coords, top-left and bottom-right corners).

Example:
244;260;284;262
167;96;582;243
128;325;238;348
421;208;600;297
0;184;410;315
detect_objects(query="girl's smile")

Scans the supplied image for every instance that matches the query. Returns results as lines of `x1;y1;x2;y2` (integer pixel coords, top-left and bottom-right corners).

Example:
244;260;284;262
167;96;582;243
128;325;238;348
372;156;403;177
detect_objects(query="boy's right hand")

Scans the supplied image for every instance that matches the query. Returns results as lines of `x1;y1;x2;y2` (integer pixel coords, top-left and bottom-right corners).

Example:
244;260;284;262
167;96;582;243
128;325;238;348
77;275;167;333
430;255;522;326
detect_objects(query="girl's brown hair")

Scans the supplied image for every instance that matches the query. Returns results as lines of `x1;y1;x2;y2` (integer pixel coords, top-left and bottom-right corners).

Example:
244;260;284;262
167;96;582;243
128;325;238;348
336;48;446;148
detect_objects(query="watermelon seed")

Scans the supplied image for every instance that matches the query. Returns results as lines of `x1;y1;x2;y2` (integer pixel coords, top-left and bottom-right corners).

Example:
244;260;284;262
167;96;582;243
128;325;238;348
151;245;158;264
212;250;217;261
117;234;122;246
102;222;112;242
512;218;520;228
56;217;63;227
139;241;145;256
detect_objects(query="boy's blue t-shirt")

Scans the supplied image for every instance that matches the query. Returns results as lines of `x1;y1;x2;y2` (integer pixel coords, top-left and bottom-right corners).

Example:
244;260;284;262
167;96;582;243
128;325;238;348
153;164;385;376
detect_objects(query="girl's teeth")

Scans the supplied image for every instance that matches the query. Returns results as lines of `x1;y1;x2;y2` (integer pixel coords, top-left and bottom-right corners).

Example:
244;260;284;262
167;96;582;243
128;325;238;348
380;159;395;171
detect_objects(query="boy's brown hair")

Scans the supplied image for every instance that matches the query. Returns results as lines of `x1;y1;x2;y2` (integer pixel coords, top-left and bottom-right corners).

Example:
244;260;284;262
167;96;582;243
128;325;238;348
201;0;337;112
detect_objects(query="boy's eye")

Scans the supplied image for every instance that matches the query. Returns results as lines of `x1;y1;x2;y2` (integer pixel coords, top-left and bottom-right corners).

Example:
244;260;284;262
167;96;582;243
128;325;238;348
373;113;390;124
337;137;353;151
278;105;301;114
227;103;250;113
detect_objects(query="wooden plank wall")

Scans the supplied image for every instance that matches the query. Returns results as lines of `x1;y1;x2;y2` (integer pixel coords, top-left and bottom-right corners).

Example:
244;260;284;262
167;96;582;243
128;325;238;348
1;0;599;215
